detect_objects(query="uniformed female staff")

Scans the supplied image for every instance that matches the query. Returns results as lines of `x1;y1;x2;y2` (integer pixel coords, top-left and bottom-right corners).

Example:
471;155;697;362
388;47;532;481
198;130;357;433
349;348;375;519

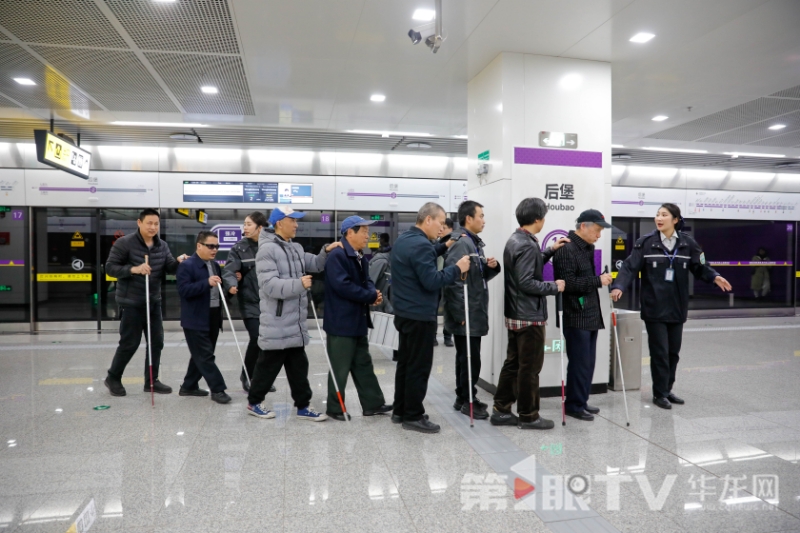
222;212;274;393
610;203;732;410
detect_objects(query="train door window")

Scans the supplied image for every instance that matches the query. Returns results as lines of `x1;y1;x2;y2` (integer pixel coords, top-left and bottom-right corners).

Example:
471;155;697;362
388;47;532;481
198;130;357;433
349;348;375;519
0;207;30;323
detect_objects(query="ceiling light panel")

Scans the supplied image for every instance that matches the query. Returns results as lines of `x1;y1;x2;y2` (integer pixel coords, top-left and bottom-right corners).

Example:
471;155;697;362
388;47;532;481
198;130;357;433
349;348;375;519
629;32;655;43
201;86;219;94
768;124;786;130
144;52;255;115
412;9;436;21
30;46;178;112
651;115;669;122
0;0;128;48
642;147;708;154
105;0;240;54
13;78;35;85
723;152;785;158
370;94;386;102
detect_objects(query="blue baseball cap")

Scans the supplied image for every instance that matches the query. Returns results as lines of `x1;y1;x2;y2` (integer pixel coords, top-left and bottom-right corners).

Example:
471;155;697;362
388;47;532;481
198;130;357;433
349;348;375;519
269;207;305;225
340;215;376;235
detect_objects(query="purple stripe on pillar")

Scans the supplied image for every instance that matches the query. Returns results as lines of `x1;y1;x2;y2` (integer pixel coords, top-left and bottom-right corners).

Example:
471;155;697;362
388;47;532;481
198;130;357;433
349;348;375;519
514;147;602;168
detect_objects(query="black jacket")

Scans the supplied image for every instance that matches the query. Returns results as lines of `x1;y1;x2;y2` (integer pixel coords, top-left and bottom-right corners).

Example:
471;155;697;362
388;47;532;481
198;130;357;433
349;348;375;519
222;237;260;319
612;230;719;323
177;254;224;331
443;231;501;336
553;231;605;331
323;240;377;337
106;231;179;307
368;248;393;314
503;229;559;322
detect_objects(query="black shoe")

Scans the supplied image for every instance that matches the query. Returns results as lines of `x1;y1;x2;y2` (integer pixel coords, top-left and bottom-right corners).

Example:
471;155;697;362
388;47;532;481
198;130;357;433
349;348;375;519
667;393;684;405
433;338;439;346
240;373;250;392
566;410;595;421
363;404;393;416
444;337;454;347
454;397;487;411
490;410;518;426
328;412;351;422
144;381;172;394
270;385;277;393
392;414;428;424
653;397;672;410
519;417;555;430
453;397;464;411
211;392;231;404
402;418;440;434
460;402;489;420
104;377;126;397
179;387;209;397
585;405;600;414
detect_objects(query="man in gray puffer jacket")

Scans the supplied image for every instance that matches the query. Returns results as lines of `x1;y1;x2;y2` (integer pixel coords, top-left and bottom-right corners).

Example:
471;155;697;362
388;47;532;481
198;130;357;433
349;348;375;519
246;207;342;422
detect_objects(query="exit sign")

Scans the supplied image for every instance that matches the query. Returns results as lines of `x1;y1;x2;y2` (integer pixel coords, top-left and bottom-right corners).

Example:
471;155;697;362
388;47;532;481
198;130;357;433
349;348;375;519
0;285;11;292
0;207;10;213
478;150;490;161
369;214;384;221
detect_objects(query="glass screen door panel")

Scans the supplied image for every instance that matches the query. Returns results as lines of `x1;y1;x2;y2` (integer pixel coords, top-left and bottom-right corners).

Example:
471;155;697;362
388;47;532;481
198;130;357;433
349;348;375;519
0;207;30;322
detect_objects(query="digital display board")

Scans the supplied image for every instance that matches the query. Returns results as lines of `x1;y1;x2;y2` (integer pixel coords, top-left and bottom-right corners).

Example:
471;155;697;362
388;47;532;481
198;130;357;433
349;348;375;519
34;130;92;179
183;181;313;204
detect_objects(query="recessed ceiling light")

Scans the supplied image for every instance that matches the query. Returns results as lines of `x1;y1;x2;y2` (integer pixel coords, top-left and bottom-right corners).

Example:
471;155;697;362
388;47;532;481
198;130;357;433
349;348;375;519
153;0;176;3
453;135;468;139
347;129;432;137
407;142;431;149
630;32;655;43
642;147;708;154
412;8;435;21
651;115;669;122
370;94;386;102
201;86;218;94
13;78;35;85
768;124;786;131
723;152;785;158
112;121;208;127
611;144;624;148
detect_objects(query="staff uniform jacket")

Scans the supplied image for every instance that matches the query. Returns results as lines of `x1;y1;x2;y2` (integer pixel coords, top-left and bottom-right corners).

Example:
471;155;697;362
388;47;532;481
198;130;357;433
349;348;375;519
256;230;329;350
222;236;260;319
106;231;179;307
503;229;559;322
553;231;605;331
177;253;224;331
612;230;720;323
323;239;377;337
442;231;501;337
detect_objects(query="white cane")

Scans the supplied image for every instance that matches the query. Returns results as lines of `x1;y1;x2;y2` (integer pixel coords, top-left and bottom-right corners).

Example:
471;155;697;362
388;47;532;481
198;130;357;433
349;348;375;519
610;298;631;427
308;287;350;422
217;283;250;388
556;292;565;426
462;272;474;428
144;255;154;407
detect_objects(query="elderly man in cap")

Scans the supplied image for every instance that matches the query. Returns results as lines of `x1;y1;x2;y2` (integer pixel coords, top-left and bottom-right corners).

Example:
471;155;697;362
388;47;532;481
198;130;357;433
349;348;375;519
246;207;341;421
322;216;393;421
552;209;614;422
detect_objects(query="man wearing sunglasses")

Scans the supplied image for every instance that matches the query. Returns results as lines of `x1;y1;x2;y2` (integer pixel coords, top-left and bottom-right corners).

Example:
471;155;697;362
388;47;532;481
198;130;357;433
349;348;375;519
176;231;231;404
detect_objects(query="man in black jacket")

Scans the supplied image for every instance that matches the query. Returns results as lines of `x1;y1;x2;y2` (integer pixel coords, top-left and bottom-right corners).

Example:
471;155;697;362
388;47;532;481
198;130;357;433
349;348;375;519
443;201;501;420
553;209;613;422
437;218;456;347
493;198;566;430
105;208;187;397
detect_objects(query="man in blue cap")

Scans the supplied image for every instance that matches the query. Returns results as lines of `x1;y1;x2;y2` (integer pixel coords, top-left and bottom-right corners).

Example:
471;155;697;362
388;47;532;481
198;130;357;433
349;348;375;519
322;216;393;421
246;207;341;421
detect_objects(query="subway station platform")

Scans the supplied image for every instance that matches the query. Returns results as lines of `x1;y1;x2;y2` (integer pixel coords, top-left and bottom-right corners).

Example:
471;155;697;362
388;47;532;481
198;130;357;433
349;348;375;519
1;316;799;533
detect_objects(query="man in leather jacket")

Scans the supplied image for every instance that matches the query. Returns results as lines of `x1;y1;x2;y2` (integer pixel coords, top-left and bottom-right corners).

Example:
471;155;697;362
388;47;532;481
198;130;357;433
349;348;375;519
492;198;567;430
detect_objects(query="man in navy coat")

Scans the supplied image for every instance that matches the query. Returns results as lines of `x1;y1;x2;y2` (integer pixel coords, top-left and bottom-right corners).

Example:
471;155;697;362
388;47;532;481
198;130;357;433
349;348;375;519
177;230;230;404
323;216;393;421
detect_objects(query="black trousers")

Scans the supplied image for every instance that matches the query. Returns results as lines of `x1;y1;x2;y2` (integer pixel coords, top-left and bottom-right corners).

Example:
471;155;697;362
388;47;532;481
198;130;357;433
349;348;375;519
248;346;312;409
393;316;437;422
182;307;227;393
494;325;545;423
108;304;165;384
454;335;482;403
645;321;684;399
443;327;452;341
563;328;598;413
242;317;260;380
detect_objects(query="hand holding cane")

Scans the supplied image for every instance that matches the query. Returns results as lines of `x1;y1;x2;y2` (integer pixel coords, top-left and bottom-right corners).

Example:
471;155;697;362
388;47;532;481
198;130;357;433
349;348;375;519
461;270;474;427
605;266;630;426
556;291;566;426
217;282;250;388
144;255;154;407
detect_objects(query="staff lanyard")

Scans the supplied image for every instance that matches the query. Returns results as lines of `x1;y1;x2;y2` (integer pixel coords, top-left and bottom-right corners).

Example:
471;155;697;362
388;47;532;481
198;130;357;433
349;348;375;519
466;233;487;289
662;243;679;268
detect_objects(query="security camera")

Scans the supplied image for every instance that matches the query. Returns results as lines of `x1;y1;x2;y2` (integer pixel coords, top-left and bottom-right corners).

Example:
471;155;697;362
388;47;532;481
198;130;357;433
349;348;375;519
425;34;442;53
408;29;422;45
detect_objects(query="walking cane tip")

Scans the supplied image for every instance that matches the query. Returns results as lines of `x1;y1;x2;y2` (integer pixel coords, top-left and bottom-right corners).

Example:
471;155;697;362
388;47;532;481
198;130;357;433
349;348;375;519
562;421;566;426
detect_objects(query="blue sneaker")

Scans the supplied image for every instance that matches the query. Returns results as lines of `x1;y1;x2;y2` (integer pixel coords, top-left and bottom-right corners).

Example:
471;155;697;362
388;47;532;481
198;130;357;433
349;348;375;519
296;407;328;422
247;403;275;419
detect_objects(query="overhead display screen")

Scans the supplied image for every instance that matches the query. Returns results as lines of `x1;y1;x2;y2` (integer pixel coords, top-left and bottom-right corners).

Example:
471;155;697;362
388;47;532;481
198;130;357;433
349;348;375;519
183;181;313;204
34;130;92;179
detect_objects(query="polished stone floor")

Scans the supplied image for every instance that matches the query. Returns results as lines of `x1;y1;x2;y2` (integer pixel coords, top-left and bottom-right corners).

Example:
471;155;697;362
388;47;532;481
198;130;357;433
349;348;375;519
1;316;800;533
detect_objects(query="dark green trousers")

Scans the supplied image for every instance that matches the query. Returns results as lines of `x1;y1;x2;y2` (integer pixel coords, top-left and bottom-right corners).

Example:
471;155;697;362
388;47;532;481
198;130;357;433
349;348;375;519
326;335;385;415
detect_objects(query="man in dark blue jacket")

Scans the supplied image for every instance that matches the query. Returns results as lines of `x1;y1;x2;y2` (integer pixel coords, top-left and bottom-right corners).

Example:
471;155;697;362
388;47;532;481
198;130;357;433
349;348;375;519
391;202;470;433
323;216;393;421
177;231;230;404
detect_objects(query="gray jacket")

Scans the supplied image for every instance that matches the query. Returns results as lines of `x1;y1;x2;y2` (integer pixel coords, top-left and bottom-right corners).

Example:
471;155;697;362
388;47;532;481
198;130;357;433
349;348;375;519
222;237;260;319
368;249;393;314
442;232;501;337
256;230;329;351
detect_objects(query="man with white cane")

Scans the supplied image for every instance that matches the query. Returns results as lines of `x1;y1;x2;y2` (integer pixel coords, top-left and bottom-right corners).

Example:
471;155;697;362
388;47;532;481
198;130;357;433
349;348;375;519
443;201;501;422
105;208;187;398
176;231;231;404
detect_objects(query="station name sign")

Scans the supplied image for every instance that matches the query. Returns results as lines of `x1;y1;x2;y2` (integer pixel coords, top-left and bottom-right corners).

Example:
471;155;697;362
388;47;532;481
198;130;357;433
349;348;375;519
34;130;92;179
